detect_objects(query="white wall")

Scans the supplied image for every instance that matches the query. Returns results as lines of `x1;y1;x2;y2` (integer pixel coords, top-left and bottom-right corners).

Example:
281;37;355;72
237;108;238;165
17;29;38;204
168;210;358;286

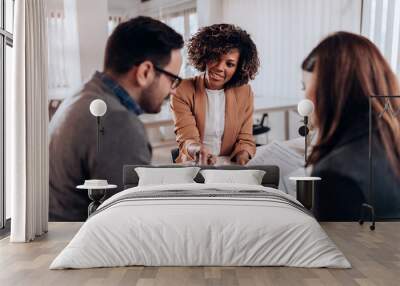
197;0;223;27
76;0;109;83
222;0;362;140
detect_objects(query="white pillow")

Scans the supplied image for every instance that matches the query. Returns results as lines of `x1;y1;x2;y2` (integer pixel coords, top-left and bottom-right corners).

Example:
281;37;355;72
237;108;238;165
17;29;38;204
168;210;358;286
200;169;266;185
135;167;200;186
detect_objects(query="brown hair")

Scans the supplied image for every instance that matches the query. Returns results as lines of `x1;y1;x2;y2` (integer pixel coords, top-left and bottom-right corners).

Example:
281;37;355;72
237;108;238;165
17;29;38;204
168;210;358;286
187;23;260;88
303;31;400;175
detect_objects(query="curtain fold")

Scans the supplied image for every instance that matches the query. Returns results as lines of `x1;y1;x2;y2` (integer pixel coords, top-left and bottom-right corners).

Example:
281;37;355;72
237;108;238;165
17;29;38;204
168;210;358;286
362;0;400;78
9;0;49;242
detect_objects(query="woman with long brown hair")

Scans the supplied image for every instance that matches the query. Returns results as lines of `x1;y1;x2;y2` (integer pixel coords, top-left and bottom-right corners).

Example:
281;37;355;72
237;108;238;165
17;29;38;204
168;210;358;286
302;31;400;221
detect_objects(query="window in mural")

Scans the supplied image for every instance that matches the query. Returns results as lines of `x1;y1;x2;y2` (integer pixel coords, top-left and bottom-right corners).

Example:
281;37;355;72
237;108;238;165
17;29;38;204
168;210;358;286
1;0;14;230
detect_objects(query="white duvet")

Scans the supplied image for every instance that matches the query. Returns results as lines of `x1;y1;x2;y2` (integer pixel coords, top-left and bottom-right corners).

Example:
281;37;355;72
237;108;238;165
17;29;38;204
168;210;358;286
50;183;350;269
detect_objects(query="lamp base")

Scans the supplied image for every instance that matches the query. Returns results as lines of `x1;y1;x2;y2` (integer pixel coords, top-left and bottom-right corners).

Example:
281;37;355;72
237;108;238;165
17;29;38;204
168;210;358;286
359;203;376;231
296;180;314;210
87;189;106;217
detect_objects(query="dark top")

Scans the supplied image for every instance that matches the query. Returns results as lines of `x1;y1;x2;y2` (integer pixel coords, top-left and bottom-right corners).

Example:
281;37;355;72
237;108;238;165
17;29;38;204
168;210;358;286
312;119;400;221
49;72;152;222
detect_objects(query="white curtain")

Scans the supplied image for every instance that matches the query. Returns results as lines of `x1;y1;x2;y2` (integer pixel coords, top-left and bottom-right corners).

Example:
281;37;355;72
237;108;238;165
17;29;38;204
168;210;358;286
48;0;82;100
362;0;400;78
108;15;125;35
47;11;68;91
8;0;49;242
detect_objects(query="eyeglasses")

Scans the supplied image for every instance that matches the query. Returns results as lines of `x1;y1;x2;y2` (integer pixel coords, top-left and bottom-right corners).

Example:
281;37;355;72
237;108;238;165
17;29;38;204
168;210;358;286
154;65;182;89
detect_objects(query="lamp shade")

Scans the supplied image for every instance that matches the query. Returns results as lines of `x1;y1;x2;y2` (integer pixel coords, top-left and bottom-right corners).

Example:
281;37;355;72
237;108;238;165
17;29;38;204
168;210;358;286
297;99;314;117
90;99;107;117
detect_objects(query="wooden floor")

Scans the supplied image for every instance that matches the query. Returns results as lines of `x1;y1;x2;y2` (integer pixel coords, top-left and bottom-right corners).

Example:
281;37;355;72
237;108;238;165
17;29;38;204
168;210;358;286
0;222;399;286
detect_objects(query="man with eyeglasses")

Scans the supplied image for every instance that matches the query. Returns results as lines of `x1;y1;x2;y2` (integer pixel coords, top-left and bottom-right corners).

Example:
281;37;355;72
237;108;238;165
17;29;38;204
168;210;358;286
49;16;183;221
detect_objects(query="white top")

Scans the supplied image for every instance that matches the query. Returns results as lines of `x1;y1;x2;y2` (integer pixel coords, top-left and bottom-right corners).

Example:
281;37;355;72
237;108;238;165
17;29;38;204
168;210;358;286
203;88;225;155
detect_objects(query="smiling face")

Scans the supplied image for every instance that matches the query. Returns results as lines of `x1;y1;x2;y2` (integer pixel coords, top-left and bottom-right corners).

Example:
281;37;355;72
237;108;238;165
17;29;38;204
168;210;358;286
205;49;240;90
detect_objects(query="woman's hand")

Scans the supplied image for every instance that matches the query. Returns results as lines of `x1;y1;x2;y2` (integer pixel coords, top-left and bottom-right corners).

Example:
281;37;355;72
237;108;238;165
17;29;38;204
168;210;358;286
235;150;250;165
187;143;217;165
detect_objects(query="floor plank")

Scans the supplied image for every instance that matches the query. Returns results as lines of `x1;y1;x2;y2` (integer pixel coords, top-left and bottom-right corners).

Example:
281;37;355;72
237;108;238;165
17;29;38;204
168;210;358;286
0;222;399;286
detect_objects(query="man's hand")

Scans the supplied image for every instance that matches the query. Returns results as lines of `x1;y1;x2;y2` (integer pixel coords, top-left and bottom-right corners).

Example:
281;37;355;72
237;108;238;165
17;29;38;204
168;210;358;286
188;143;217;165
235;150;250;165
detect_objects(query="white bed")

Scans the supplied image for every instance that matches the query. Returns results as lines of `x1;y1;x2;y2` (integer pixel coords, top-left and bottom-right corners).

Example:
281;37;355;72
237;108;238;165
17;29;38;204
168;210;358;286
50;183;350;269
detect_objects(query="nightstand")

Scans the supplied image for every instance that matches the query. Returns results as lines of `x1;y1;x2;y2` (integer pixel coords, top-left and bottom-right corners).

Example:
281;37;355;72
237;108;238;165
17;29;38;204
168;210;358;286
289;177;321;210
77;182;117;217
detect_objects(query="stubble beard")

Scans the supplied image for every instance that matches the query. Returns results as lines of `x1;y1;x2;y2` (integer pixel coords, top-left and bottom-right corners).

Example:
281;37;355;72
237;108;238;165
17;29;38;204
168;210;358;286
139;79;168;114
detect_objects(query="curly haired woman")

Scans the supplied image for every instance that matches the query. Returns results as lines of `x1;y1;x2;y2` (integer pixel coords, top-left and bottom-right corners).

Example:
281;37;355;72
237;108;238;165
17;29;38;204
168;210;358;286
170;24;260;165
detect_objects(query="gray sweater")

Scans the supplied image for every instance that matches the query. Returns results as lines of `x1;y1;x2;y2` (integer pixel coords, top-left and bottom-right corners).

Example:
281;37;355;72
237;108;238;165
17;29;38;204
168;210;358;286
49;74;152;221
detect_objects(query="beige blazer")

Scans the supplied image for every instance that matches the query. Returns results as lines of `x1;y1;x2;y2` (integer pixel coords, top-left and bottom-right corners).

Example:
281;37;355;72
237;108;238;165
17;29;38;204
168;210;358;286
170;74;256;163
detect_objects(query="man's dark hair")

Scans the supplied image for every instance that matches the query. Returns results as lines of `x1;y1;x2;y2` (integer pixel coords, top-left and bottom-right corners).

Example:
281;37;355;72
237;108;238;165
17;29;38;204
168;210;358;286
104;16;184;74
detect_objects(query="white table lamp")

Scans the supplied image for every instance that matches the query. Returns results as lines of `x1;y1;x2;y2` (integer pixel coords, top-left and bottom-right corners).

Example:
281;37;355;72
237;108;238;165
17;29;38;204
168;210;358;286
90;99;107;117
90;99;107;153
297;99;314;117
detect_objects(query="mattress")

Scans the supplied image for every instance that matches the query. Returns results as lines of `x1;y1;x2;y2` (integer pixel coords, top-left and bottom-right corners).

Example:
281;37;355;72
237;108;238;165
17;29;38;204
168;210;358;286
50;183;350;269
